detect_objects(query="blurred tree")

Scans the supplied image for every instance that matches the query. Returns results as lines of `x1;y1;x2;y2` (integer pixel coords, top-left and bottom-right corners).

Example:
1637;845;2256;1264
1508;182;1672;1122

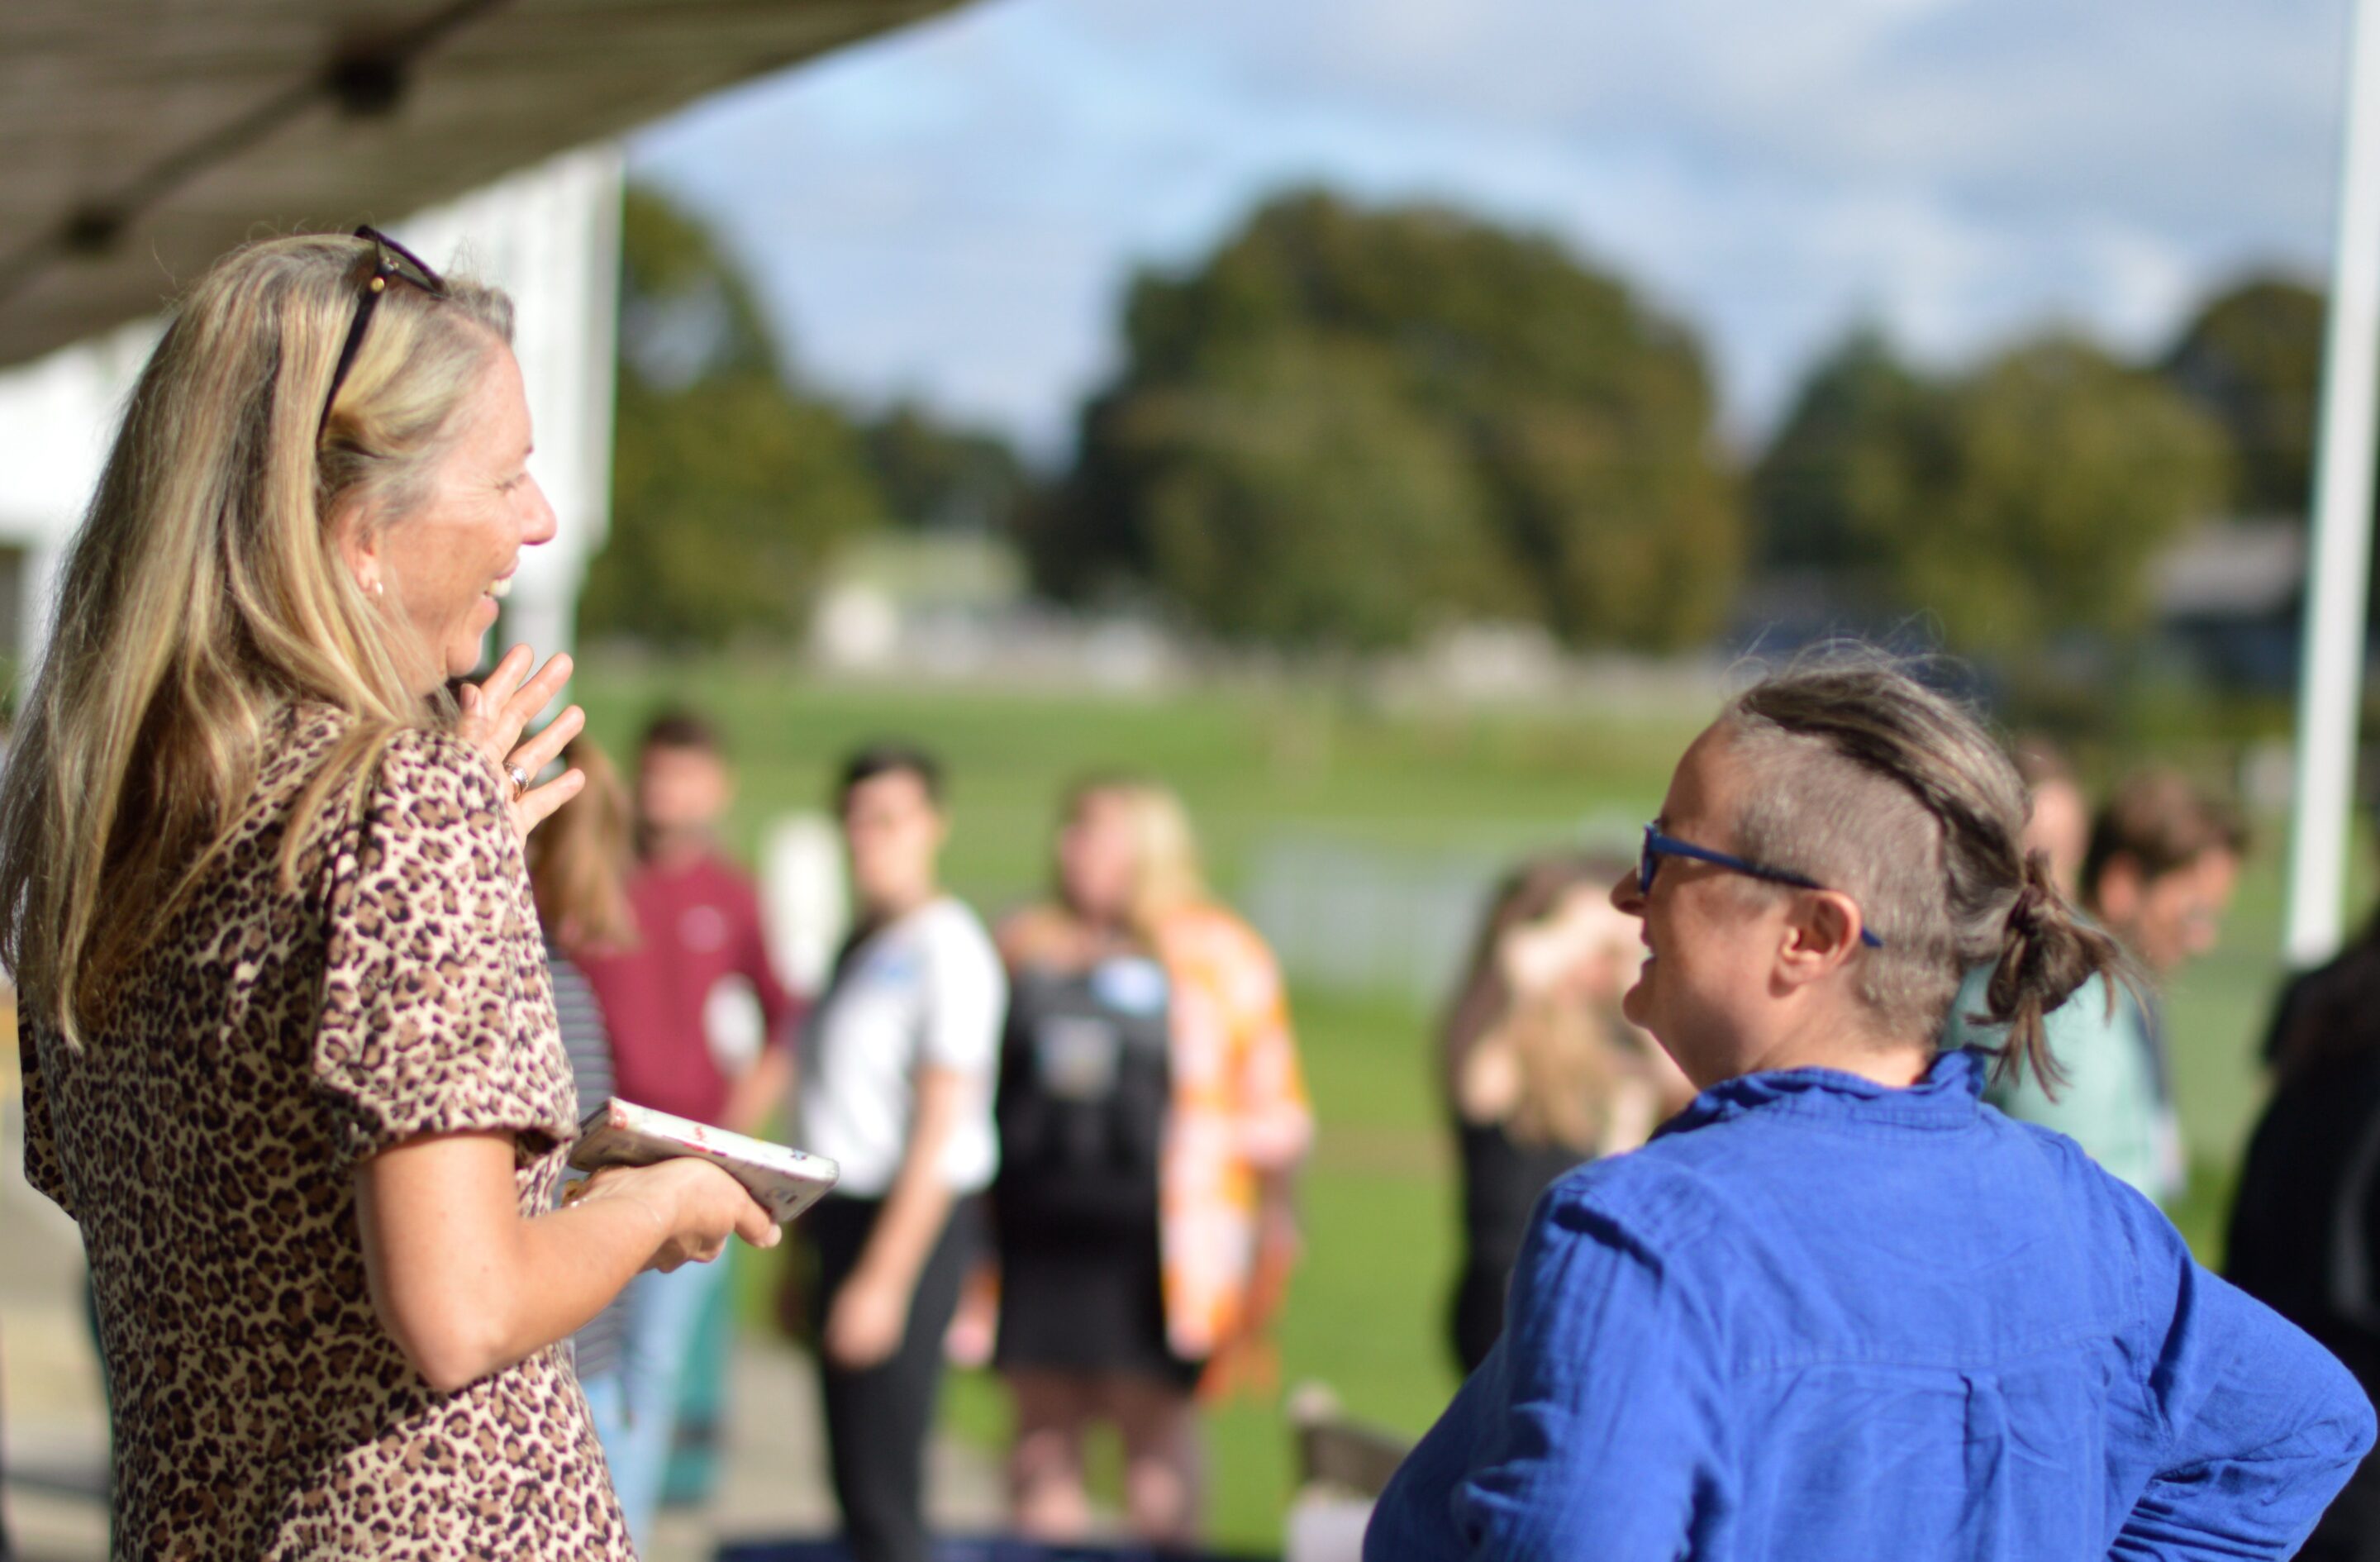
1917;336;2230;652
2161;275;2324;517
1751;331;2230;656
1036;189;1739;650
1111;337;1507;649
862;401;1038;533
580;184;883;650
1749;326;1949;602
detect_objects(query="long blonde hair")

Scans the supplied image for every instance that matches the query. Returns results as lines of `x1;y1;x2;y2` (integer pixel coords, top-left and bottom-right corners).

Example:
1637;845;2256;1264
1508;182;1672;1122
1064;775;1210;945
0;233;514;1039
1442;855;1653;1153
526;740;640;957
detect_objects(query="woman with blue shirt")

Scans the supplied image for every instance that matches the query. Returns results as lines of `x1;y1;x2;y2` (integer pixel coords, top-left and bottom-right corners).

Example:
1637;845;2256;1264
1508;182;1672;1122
1367;655;2373;1561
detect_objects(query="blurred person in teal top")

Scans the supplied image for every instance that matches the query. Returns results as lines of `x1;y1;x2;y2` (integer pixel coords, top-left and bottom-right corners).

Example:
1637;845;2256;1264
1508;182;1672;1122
1367;655;2366;1562
1947;769;2244;1206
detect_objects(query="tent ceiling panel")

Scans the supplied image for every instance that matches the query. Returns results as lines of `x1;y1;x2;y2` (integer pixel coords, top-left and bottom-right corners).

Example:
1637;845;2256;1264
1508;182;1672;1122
0;0;960;366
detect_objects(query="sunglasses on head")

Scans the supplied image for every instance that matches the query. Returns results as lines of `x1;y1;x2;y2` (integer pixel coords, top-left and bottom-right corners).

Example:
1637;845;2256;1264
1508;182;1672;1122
318;225;447;440
1640;822;1885;950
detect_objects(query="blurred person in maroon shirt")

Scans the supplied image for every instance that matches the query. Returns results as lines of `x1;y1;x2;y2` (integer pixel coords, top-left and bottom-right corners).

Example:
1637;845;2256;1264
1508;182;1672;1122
576;707;800;1546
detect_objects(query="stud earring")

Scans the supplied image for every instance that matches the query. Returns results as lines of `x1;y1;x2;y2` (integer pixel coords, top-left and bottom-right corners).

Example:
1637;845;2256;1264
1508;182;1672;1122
365;579;383;598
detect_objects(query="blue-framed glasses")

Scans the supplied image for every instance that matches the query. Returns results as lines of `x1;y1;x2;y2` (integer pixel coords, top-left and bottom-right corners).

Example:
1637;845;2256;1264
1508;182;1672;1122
1640;823;1885;949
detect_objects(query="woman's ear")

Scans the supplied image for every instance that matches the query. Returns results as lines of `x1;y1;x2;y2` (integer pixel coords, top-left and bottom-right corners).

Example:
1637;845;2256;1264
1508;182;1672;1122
329;500;384;597
1776;890;1867;988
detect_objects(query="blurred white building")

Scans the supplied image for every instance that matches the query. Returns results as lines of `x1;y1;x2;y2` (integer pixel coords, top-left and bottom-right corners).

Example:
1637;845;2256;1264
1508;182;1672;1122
0;146;625;683
0;0;968;684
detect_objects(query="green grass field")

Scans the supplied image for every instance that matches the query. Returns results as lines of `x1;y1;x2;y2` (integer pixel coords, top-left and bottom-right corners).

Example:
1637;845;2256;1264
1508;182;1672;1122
578;656;2330;1552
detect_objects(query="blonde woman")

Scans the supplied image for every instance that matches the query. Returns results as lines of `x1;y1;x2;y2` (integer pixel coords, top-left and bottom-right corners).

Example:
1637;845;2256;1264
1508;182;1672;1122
1440;855;1694;1371
0;231;776;1560
992;779;1311;1546
523;738;644;1481
527;736;641;964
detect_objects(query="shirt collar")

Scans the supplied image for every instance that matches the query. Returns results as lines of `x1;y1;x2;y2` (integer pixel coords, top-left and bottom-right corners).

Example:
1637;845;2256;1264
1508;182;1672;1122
1661;1046;1989;1137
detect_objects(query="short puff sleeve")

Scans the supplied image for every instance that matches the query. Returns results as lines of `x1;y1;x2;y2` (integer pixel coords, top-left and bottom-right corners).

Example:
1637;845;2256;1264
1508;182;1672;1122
311;729;572;1169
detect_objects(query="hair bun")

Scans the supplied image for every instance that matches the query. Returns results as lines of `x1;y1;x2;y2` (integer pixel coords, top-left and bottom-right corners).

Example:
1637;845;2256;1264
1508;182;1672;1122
2006;849;2055;936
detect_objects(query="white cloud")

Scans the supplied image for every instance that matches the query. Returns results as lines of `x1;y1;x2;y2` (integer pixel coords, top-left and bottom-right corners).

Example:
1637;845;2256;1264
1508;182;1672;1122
628;0;2351;459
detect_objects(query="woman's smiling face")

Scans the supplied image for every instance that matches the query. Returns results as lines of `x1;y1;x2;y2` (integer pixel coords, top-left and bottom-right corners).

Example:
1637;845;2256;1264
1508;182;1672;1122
1610;726;1790;1086
365;345;556;689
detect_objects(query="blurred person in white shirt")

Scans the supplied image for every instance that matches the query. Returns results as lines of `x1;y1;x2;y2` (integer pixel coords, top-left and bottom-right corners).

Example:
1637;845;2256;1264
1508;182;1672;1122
785;743;1005;1562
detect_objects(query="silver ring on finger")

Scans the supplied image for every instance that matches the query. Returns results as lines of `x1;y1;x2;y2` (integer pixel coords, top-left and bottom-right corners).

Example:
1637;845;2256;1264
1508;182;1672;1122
507;762;532;796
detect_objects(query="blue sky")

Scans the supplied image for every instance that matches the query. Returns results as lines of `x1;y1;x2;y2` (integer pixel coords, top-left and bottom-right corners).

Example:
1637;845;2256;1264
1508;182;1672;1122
631;0;2351;462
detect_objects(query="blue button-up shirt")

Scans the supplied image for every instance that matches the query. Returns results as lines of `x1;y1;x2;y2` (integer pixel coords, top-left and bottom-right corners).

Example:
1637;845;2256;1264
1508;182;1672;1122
1367;1049;2373;1560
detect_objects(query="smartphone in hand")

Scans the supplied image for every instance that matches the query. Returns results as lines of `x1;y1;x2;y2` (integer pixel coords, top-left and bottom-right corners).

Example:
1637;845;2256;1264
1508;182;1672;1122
569;1099;840;1225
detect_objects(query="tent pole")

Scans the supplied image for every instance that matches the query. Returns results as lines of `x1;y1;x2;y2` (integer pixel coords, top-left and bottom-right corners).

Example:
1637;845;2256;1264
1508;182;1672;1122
2285;0;2380;969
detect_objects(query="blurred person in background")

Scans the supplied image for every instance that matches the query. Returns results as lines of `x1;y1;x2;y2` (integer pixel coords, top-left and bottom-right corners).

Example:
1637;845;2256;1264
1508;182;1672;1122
783;744;1004;1562
2013;734;2090;901
2;990;11;1562
993;778;1312;1546
2225;869;2380;1561
3;233;777;1559
2;969;12;1561
1949;768;2244;1206
577;707;802;1547
525;737;641;1475
1440;854;1693;1372
1366;655;2369;1560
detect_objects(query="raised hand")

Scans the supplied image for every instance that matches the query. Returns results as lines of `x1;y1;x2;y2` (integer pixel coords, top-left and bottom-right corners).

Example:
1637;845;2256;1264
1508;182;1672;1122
455;644;588;841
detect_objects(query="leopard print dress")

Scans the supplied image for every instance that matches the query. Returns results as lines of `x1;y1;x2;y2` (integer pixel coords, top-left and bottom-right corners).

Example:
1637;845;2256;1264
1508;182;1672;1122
19;705;635;1560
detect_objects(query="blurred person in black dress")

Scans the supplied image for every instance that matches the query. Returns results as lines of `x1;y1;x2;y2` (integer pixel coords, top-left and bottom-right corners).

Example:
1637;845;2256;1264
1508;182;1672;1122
992;779;1310;1545
2228;903;2380;1561
1440;854;1694;1372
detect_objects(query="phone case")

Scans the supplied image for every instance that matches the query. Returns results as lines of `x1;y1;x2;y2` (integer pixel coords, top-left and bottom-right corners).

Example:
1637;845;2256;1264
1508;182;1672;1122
569;1098;840;1225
